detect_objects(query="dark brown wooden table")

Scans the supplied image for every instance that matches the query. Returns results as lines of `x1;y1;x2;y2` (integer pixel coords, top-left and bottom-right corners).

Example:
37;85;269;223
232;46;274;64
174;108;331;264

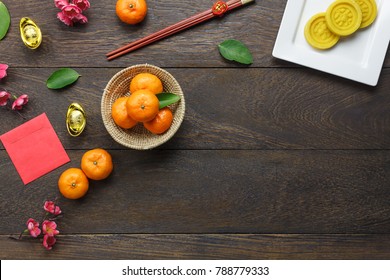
1;0;389;259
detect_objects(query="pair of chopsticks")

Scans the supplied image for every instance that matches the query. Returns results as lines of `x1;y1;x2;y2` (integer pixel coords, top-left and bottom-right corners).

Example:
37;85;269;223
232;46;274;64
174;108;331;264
106;0;255;60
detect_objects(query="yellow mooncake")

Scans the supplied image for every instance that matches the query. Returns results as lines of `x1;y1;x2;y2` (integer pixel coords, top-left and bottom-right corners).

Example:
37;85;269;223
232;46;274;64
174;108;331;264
325;0;362;36
353;0;377;28
305;12;340;49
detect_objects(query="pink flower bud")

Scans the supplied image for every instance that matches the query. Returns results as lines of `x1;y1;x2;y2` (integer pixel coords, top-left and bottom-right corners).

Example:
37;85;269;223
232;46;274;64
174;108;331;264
44;201;62;215
73;0;90;11
74;13;88;24
43;234;56;250
57;11;74;26
42;220;60;236
26;218;41;238
0;63;8;80
54;0;69;9
0;90;10;106
62;4;82;20
12;94;28;110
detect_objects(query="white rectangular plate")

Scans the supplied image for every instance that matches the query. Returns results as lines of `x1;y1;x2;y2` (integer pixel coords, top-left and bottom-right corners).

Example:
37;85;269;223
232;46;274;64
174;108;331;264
272;0;390;86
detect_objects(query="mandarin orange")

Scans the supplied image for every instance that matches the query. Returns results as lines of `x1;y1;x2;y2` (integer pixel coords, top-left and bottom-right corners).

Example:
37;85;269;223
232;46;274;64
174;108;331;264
130;73;163;95
126;89;159;122
143;107;173;134
116;0;148;25
81;148;114;181
58;168;89;200
112;97;138;129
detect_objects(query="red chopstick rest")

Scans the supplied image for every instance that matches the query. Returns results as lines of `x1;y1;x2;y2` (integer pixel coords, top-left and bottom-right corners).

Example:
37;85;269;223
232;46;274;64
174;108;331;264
212;1;229;16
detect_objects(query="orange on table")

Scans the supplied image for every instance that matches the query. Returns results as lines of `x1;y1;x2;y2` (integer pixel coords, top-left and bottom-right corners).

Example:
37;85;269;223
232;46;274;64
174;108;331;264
126;89;159;122
144;107;173;134
58;168;89;200
305;12;340;49
81;148;113;181
116;0;148;25
325;0;362;36
130;73;163;95
112;97;138;129
353;0;377;28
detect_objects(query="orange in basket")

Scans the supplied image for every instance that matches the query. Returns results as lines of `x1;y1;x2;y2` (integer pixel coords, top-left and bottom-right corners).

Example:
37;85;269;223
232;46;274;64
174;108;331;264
126;89;159;122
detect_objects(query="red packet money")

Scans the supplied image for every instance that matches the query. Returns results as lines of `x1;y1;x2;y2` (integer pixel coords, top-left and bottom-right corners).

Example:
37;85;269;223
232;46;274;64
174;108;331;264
0;113;70;185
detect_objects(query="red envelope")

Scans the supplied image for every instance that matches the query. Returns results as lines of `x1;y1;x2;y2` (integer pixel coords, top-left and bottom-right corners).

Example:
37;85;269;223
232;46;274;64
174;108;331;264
0;113;70;185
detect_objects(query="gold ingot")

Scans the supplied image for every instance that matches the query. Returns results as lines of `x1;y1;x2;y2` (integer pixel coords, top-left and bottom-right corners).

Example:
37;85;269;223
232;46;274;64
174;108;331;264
66;103;86;137
20;17;42;49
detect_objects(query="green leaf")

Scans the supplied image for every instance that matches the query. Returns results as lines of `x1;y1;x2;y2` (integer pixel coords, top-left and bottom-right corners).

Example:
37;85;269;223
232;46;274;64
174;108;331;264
46;68;81;89
0;2;11;41
218;39;253;65
157;93;181;109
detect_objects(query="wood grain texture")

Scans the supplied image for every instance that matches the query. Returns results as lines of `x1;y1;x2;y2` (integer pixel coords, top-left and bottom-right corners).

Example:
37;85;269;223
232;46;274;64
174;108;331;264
0;68;389;150
0;0;389;260
1;0;389;68
1;150;389;234
1;234;389;260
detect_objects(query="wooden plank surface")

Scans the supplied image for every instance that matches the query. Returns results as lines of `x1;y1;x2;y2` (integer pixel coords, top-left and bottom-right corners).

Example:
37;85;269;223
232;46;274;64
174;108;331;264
1;1;389;68
0;0;288;67
1;234;389;260
1;150;389;234
0;0;389;260
1;68;389;150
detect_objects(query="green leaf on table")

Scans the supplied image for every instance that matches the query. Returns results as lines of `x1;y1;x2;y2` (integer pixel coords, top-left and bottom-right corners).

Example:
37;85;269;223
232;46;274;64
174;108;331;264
46;68;81;89
157;93;181;109
218;39;253;65
0;2;11;41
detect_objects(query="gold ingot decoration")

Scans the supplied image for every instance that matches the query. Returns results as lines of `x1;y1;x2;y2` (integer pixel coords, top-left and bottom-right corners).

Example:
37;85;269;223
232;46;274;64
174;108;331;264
66;103;86;137
20;17;42;49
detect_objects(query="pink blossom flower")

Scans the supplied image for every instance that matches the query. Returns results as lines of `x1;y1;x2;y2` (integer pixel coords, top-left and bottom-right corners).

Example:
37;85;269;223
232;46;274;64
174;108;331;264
57;11;74;26
0;90;10;106
62;4;82;20
26;218;41;238
0;64;8;80
55;1;89;26
54;0;69;9
74;13;88;24
42;220;60;237
43;234;56;250
11;94;28;110
73;0;90;11
44;201;62;215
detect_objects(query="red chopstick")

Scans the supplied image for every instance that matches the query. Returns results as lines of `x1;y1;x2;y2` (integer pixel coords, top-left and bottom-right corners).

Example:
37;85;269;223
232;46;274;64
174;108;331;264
106;0;254;60
107;13;214;60
106;8;213;58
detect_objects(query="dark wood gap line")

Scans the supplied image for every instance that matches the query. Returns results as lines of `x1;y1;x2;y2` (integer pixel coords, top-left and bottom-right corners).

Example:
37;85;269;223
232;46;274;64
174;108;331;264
3;233;390;237
2;148;390;151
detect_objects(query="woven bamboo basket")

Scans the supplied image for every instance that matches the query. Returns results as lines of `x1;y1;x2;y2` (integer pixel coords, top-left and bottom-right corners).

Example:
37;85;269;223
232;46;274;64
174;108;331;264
101;64;185;150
